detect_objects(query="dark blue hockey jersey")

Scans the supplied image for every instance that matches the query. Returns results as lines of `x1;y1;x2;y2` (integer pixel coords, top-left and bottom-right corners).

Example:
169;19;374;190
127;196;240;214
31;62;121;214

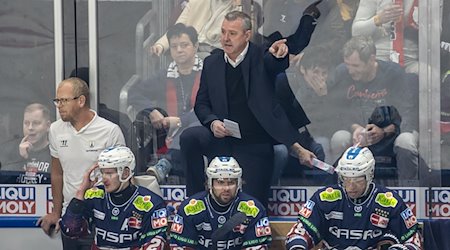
60;185;167;249
169;191;271;249
285;184;422;250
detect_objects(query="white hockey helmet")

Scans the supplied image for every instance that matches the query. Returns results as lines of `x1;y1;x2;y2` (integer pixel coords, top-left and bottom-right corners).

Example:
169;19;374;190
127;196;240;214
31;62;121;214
98;146;135;183
206;156;242;191
336;146;375;186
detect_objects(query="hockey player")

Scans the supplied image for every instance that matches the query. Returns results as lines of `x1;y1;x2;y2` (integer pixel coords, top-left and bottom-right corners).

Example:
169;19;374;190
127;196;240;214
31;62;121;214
169;156;271;249
59;146;167;249
285;146;422;250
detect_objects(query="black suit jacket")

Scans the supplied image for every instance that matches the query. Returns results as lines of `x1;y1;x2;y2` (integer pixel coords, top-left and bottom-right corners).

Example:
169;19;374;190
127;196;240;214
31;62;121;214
194;43;301;147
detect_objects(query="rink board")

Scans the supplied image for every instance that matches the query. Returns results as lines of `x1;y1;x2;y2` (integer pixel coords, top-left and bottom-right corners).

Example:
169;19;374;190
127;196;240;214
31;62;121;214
0;184;448;227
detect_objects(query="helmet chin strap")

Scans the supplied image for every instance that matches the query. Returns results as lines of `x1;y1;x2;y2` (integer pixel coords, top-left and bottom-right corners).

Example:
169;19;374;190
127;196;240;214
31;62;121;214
362;181;374;197
114;182;128;193
113;174;132;193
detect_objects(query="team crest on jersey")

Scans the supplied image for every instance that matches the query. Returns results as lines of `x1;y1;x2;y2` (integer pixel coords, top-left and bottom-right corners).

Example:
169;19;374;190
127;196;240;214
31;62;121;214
375;192;398;208
184;199;206;216
171;214;184;234
237;200;260;218
370;213;389;228
84;187;104;199
128;211;143;229
218;215;226;224
299;200;315;218
133;195;154;212
400;207;417;229
319;188;342;202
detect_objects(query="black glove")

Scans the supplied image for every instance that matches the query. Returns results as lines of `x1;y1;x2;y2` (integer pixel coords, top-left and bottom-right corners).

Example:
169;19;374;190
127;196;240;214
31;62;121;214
303;0;323;19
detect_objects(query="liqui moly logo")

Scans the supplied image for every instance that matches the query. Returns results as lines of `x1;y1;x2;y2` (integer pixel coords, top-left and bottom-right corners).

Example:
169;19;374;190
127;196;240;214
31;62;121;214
392;188;416;215
161;185;187;210
268;187;308;218
426;189;450;218
46;186;53;214
0;186;36;214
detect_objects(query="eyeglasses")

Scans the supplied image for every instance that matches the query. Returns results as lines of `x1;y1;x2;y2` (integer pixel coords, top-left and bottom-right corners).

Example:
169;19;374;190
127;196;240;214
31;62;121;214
169;42;193;50
52;96;80;106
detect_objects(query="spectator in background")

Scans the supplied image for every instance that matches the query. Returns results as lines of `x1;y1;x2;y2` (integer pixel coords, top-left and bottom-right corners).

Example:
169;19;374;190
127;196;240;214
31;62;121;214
37;77;125;250
352;0;419;74
0;103;52;178
276;45;334;157
180;11;316;207
273;45;332;184
129;23;203;183
329;36;419;185
169;157;271;249
151;0;262;58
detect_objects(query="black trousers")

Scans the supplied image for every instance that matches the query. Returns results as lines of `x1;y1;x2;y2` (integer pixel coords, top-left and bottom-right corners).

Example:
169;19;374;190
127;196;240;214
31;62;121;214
180;126;274;207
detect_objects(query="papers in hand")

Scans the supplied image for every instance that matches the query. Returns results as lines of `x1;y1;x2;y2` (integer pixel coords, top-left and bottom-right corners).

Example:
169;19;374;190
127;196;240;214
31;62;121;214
223;119;242;139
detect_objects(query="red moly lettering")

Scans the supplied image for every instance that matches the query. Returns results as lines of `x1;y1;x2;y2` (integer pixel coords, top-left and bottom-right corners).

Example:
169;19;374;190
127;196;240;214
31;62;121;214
406;203;416;215
0;201;36;214
427;204;450;217
268;202;303;217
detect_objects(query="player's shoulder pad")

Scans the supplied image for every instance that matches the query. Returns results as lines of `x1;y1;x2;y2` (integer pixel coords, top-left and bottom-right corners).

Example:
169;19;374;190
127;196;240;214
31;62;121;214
132;194;155;212
84;186;105;200
374;189;399;208
236;192;264;218
318;186;343;202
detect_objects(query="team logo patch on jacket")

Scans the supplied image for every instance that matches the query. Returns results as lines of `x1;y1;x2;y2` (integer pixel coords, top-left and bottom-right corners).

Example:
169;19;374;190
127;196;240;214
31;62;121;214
319;188;342;202
299;200;315;218
133;195;154;212
151;208;167;229
375;192;398;208
171;214;184;234
370;213;389;228
237;200;260;218
255;217;271;237
184;199;206;216
400;207;417;229
84;187;104;199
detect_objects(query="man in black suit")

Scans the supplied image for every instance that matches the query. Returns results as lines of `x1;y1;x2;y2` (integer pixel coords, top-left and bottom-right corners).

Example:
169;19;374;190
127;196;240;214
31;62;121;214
180;11;316;206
